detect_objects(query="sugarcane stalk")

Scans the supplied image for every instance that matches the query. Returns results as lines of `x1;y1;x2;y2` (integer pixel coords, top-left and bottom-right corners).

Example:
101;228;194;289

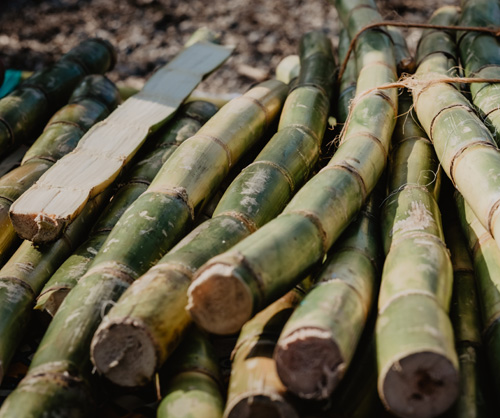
0;75;120;266
375;89;458;418
0;145;28;177
325;333;383;418
0;190;108;385
412;6;500;254
387;26;415;74
9;39;233;244
90;31;334;388
0;38;116;157
275;55;300;84
187;0;398;336
0;80;286;418
457;0;500;145
273;191;381;400
455;191;500;399
157;326;224;418
443;196;487;418
34;101;218;317
224;288;304;418
337;27;357;124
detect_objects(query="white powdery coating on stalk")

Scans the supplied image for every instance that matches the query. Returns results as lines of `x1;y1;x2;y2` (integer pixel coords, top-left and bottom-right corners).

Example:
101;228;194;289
393;201;434;235
240;167;271;213
0;280;29;304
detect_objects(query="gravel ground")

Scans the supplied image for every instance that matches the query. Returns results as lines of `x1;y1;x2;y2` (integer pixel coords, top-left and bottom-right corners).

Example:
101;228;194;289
0;0;456;94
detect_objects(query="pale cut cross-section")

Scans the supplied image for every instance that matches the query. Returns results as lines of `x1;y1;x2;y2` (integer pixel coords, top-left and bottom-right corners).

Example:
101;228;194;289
10;41;233;244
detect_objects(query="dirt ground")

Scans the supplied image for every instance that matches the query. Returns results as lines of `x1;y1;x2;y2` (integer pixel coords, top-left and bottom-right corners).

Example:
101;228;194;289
0;0;456;95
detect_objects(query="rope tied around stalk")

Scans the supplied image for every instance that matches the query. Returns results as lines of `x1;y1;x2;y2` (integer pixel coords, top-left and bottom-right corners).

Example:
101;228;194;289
336;73;500;148
338;21;500;82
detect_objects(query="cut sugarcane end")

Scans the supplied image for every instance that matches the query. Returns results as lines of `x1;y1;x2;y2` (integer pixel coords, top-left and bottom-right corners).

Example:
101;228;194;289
187;263;253;335
275;328;345;400
9;211;64;243
35;288;70;317
91;319;157;387
225;395;299;418
380;351;459;418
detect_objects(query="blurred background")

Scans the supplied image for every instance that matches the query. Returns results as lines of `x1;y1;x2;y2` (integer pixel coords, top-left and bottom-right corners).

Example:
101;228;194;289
0;0;456;93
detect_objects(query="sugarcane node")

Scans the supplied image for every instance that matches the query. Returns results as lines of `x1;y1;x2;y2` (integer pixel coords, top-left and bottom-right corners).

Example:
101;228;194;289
287;209;329;255
44;120;86;137
275;327;345;400
0;118;13;147
187;263;253;335
145;185;195;220
213;210;257;233
426;103;473;144
238;95;272;129
342;131;389;161
326;163;367;202
380;351;459;418
483;105;500;120
84;261;137;285
450;141;499;189
487;200;500;239
91;318;157;387
225;394;299;418
415;50;457;68
189;133;233;169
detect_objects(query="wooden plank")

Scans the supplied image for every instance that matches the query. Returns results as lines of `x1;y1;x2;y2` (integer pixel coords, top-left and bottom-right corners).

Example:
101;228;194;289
10;41;233;243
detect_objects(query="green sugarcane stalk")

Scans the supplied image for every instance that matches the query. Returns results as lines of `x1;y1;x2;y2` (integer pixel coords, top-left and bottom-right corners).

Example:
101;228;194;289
0;80;286;418
157;326;224;418
326;334;383;418
443;197;487;418
0;75;120;267
273;191;381;400
34;101;218;317
0;191;108;384
224;288;304;418
455;192;500;400
337;27;357;124
275;55;300;84
376;89;458;418
0;38;115;156
90;31;334;388
457;0;500;145
387;26;415;74
0;145;28;177
187;0;398;336
412;6;500;253
9;37;232;244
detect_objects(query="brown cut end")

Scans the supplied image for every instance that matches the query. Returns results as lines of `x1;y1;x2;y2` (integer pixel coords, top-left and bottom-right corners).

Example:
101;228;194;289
9;211;64;243
398;57;416;74
275;328;345;400
90;319;157;387
40;288;70;317
226;394;299;418
381;351;459;418
187;264;253;335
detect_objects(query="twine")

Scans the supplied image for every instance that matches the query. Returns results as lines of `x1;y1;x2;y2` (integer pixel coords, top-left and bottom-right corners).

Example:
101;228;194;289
338;21;500;82
336;73;500;148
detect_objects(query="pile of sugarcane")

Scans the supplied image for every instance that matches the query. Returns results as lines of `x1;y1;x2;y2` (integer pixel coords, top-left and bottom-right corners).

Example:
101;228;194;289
1;0;500;416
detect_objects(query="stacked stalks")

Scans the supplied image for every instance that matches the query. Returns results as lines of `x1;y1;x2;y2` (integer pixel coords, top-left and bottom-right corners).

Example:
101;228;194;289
2;1;500;417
